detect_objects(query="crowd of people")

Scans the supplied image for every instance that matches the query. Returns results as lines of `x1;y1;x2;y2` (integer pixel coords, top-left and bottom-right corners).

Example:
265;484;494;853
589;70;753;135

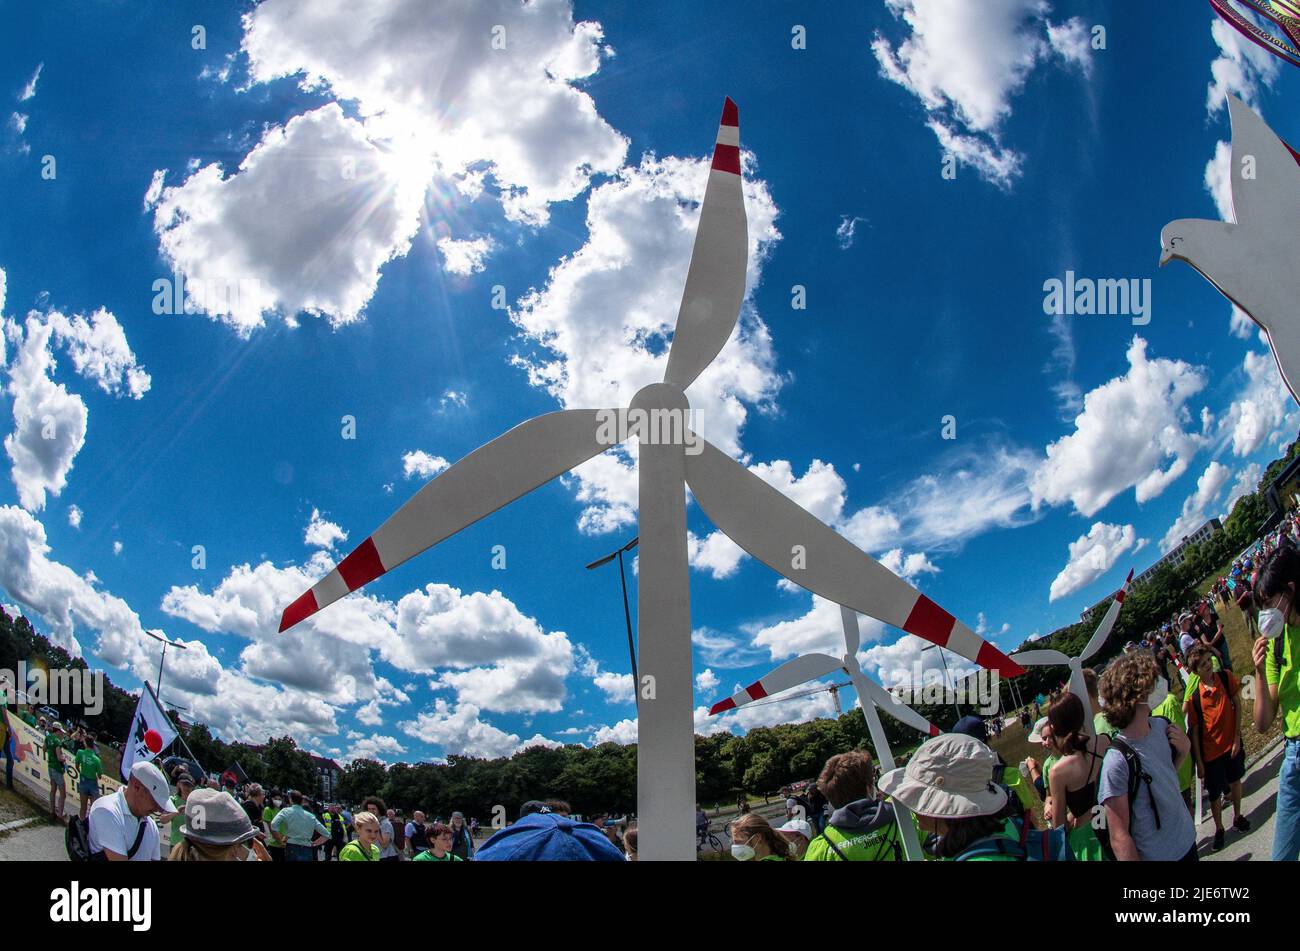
12;510;1300;862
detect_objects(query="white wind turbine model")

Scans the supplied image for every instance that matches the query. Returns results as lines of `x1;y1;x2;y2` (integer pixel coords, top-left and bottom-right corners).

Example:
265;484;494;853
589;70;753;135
707;604;939;860
278;98;1023;861
1161;95;1300;403
1009;569;1132;735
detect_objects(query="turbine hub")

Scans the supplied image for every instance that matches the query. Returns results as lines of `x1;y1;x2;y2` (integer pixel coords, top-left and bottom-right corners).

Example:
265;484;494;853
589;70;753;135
630;382;689;413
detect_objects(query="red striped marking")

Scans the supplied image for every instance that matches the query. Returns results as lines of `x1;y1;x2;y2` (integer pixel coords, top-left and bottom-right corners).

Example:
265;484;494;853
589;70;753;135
720;97;738;127
902;595;955;646
1115;589;1126;604
928;724;941;737
976;640;1025;679
338;537;386;591
1125;568;1134;583
746;680;769;701
1289;143;1300;166
712;143;741;175
710;698;736;715
279;590;319;632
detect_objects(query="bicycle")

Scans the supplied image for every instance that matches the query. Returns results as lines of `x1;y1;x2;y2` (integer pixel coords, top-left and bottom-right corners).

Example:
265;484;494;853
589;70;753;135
697;826;724;853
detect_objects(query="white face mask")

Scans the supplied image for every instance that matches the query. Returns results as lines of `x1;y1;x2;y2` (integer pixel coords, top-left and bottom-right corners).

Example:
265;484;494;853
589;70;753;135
731;843;756;862
1260;607;1286;641
272;799;282;808
1146;678;1168;711
243;845;260;862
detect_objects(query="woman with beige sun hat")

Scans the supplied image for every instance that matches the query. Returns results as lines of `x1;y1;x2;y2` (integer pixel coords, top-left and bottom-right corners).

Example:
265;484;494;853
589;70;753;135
877;733;1023;862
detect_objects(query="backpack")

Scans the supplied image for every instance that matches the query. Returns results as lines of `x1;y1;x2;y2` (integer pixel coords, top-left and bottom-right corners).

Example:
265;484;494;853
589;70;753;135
1108;716;1171;833
1189;670;1237;758
954;817;1074;862
66;814;147;862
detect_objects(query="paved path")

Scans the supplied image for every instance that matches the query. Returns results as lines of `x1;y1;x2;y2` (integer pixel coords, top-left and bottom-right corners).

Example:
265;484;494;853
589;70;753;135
1201;741;1284;861
0;820;66;861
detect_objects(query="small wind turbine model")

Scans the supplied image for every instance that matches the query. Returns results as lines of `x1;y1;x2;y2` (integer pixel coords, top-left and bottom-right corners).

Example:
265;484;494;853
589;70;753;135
1009;569;1132;734
707;605;938;860
1161;95;1300;404
277;98;1023;861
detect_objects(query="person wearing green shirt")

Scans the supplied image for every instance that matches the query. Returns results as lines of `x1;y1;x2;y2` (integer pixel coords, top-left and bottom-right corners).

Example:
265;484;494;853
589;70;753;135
339;811;382;861
878;733;1018;861
803;751;905;861
74;744;103;819
168;774;195;851
20;709;36;728
263;794;287;861
1253;546;1300;861
1152;687;1195;812
413;821;465;861
45;722;67;822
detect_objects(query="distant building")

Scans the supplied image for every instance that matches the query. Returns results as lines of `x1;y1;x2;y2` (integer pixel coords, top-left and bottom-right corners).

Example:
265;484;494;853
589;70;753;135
310;753;342;801
1130;517;1223;589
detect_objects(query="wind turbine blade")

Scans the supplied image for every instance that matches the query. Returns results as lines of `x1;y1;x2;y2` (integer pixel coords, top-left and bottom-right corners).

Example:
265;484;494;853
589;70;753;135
1068;665;1093;734
1081;568;1133;661
1008;649;1071;667
663;97;748;391
279;409;616;631
684;438;1024;677
856;676;940;737
840;604;860;656
708;653;842;714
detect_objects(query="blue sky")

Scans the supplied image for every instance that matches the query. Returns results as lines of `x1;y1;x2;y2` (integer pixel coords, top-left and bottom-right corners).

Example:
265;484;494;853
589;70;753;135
1;0;1297;764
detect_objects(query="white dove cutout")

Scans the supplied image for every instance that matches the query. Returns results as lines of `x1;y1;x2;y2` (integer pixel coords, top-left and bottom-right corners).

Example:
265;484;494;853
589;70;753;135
707;605;937;860
1009;569;1132;735
1161;95;1300;404
278;98;1022;861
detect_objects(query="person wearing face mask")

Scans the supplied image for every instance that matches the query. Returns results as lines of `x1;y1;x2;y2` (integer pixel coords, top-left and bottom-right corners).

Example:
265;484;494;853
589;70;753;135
1097;652;1195;861
1252;544;1300;860
729;814;792;861
1183;644;1249;851
262;789;287;862
170;788;270;861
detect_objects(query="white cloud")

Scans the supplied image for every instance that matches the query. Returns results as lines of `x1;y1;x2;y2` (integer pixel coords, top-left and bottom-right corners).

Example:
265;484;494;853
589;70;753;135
836;215;865;249
3;317;88;511
112;541;122;556
344;734;407;763
751;594;880;662
402;450;449;480
44;309;150;399
512;152;782;531
437;236;495;276
19;63;43;102
872;0;1090;187
1031;337;1208;517
241;0;627;228
1225;462;1263;519
304;507;348;550
1161;461;1232;553
400;699;523;759
878;549;940;581
695;668;720;694
1048;522;1137;602
143;169;167;212
1207;14;1280;116
576;646;634;704
152;104;428;334
440;390;467;410
1219;349;1297;458
1205;138;1234;224
67;505;81;529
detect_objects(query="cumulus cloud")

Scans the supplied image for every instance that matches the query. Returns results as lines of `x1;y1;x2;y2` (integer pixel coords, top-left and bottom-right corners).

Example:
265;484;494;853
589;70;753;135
304;507;348;550
67;505;81;529
152;104;428;333
1224;463;1263;519
402;450;449;480
872;0;1091;188
1048;522;1137;602
576;646;635;704
344;734;406;763
695;668;720;694
1161;461;1232;553
1031;337;1207;517
1219;349;1297;458
1207;13;1280;115
399;699;525;759
437;236;495;276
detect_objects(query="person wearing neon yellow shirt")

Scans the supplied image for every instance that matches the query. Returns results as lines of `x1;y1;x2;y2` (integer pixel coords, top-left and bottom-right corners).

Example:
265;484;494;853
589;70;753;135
338;811;382;861
413;821;465;862
1252;546;1300;860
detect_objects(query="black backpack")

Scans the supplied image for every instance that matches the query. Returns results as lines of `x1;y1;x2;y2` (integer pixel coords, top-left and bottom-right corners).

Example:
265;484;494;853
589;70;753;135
66;814;147;861
1108;716;1172;833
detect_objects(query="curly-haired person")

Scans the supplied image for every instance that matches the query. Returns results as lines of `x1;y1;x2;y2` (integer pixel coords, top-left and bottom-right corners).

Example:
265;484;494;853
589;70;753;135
1097;651;1196;861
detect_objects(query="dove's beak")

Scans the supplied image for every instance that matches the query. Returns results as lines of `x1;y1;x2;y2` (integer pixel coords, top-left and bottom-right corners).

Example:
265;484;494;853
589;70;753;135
1159;245;1173;267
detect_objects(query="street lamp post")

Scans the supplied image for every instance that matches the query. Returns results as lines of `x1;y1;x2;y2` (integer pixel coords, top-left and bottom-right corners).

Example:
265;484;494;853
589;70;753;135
142;629;188;699
585;537;640;706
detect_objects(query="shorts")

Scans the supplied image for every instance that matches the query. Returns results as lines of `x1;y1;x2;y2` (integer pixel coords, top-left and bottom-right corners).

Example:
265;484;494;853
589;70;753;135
1204;748;1246;800
49;768;65;787
77;776;99;796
